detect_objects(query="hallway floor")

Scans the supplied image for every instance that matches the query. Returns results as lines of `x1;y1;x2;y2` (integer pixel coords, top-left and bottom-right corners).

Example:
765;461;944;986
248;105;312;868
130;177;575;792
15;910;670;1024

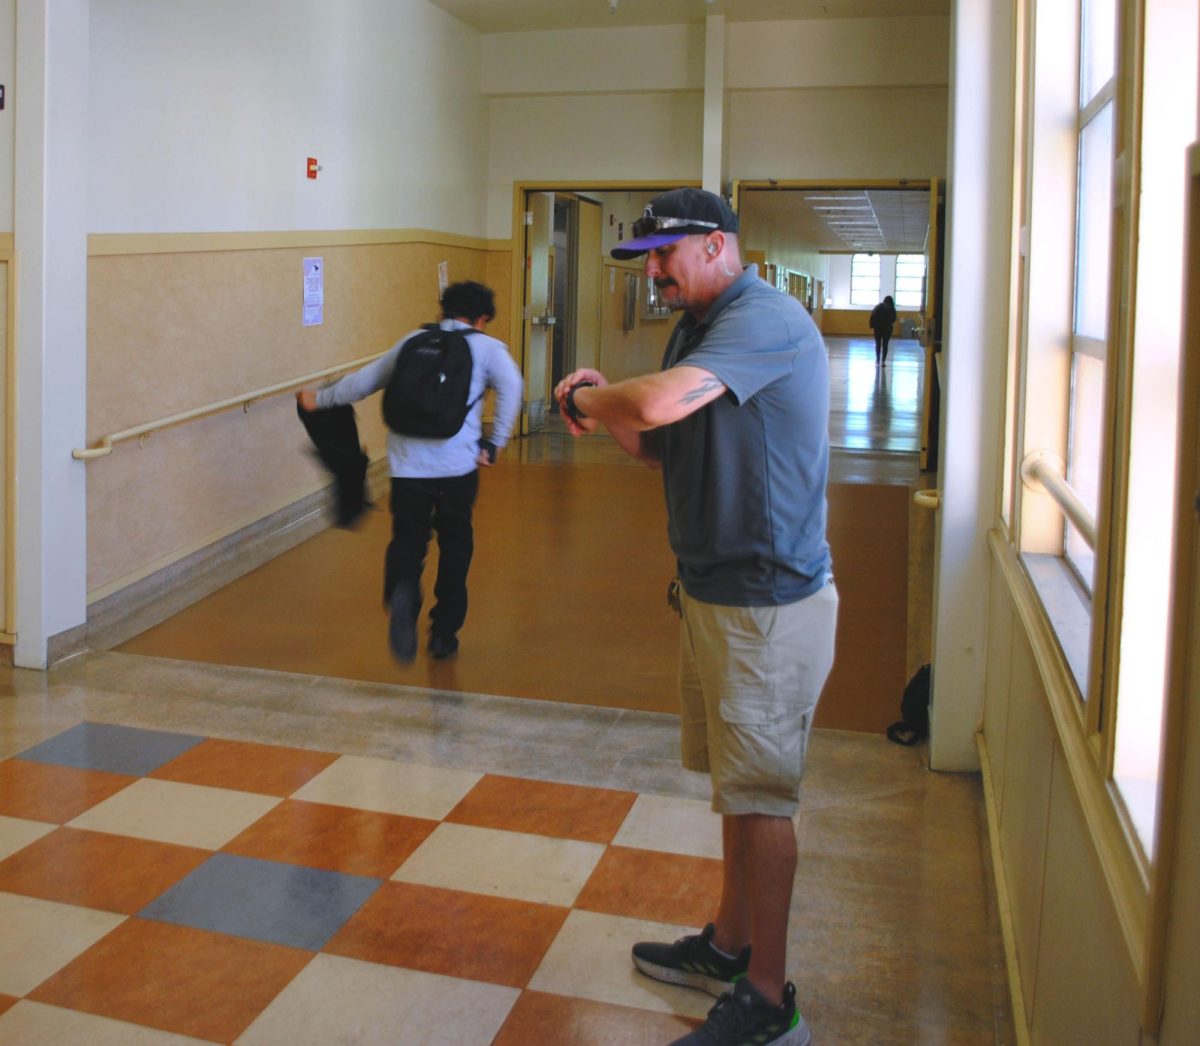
0;332;1009;1043
107;335;932;734
0;653;1012;1044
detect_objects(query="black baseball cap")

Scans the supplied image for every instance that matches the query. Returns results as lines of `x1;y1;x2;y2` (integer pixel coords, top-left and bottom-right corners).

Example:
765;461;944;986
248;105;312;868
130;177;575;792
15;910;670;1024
611;188;739;259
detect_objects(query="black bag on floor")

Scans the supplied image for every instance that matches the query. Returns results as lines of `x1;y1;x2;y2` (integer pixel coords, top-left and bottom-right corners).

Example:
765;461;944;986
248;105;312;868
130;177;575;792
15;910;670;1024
887;663;931;746
296;401;369;528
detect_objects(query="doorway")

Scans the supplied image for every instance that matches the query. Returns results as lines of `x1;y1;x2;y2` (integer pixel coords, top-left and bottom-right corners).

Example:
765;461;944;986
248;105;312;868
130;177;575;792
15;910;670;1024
734;179;944;467
517;191;604;434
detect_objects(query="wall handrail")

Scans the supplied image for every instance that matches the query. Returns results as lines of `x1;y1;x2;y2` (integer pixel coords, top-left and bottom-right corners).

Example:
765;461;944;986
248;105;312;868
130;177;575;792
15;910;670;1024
1021;449;1098;550
72;350;388;460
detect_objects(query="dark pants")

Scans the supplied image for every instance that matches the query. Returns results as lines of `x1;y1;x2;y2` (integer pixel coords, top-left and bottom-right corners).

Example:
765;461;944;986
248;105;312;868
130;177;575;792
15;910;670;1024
385;472;479;640
874;329;892;364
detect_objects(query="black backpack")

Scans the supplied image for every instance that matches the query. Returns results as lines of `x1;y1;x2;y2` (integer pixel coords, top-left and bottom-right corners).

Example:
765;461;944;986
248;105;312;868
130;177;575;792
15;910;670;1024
382;324;479;438
887;663;931;746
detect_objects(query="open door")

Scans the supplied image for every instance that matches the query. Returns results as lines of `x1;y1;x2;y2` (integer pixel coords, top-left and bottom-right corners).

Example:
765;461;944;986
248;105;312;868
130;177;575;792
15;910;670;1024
572;197;602;373
920;178;946;472
522;191;554;433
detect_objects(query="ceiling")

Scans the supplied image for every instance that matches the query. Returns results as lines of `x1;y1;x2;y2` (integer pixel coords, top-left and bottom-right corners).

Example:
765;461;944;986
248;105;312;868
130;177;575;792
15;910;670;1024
739;187;932;254
428;0;949;35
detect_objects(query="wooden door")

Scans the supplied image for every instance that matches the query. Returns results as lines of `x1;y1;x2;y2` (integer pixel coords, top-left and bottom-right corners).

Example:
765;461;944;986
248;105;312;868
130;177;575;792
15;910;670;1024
522;191;554;432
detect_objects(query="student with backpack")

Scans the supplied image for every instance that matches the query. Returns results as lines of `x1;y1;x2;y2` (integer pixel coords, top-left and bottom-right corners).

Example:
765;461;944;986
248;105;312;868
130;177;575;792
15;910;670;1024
297;281;523;662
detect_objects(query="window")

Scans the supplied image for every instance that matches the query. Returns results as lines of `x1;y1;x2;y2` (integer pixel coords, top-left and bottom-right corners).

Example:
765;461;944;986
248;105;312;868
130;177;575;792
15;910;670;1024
849;253;879;306
1005;0;1196;874
894;254;926;310
1066;0;1115;595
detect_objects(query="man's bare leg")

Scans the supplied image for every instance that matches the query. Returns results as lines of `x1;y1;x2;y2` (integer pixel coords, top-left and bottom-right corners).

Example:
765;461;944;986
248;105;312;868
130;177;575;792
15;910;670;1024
711;812;797;1007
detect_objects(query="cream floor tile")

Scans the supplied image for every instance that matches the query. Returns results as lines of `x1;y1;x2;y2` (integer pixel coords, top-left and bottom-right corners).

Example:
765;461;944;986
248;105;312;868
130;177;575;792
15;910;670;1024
391;822;605;907
0;815;55;861
66;778;279;850
0;1000;211;1044
528;909;710;1019
0;892;125;996
236;952;519;1046
612;794;723;859
292;755;482;820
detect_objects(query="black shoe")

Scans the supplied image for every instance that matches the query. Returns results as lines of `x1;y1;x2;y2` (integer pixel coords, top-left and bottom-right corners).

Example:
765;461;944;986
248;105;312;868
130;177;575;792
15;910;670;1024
632;923;750;997
669;980;810;1046
387;585;418;663
428;633;459;660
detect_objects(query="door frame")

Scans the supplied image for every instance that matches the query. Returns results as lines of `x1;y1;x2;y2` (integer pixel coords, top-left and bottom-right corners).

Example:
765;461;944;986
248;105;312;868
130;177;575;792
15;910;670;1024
732;178;943;467
508;181;695;436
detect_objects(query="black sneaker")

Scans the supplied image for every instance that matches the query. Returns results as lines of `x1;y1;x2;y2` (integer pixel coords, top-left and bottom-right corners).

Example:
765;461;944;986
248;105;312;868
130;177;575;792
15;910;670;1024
428;633;459;660
669;979;810;1046
632;923;750;997
387;584;418;663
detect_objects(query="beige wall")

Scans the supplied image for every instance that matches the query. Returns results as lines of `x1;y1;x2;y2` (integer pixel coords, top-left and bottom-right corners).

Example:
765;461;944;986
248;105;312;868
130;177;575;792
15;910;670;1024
85;236;510;597
598;262;673;385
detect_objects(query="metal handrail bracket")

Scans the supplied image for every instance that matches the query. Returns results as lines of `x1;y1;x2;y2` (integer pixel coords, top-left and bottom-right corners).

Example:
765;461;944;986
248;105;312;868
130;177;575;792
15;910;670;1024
1021;449;1098;550
72;350;388;460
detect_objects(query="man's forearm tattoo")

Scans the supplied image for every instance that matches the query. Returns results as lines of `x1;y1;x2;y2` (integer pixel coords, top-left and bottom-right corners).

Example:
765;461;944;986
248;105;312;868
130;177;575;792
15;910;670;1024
677;376;724;406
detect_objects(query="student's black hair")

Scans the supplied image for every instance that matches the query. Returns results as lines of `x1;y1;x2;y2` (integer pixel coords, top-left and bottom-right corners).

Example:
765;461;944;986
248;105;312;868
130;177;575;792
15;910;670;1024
440;281;495;324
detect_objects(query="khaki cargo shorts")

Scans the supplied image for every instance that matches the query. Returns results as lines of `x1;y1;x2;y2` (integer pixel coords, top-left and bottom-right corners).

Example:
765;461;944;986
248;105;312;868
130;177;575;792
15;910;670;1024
679;583;838;817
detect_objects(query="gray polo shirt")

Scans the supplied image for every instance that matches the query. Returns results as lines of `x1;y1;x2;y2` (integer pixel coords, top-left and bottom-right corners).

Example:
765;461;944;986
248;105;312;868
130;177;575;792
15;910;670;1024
659;265;832;607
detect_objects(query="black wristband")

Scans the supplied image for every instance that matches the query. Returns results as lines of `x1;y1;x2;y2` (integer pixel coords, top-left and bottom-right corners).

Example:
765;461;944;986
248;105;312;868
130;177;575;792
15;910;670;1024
565;381;596;421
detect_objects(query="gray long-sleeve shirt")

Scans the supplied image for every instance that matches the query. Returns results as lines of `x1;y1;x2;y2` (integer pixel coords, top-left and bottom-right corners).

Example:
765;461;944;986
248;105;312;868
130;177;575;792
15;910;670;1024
316;319;524;479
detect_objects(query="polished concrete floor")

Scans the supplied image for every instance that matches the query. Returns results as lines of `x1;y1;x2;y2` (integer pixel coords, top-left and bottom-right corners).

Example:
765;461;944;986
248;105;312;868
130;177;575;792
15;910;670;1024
0;334;1010;1043
0;653;1011;1044
111;336;931;734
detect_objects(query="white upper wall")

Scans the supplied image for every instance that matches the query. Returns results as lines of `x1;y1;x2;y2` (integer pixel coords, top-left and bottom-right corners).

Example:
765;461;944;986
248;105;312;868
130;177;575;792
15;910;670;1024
88;0;488;235
727;16;949;89
481;24;705;95
729;87;949;179
74;6;949;240
480;16;947;96
482;15;948;240
486;93;704;239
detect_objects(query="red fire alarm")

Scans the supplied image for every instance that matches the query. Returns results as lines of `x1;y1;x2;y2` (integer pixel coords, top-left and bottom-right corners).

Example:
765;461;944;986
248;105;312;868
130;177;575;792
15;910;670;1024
306;157;320;179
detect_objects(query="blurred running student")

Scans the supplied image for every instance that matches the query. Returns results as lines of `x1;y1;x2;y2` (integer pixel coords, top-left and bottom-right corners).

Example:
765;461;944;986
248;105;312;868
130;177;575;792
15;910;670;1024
298;281;522;662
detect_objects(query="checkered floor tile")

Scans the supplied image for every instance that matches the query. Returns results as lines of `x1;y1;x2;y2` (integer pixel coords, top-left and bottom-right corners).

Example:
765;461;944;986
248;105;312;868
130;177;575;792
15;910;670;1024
0;722;719;1043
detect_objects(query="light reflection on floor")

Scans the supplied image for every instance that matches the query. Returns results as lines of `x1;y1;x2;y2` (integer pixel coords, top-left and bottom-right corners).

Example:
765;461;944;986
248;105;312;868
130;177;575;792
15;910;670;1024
826;335;924;453
514;335;928;486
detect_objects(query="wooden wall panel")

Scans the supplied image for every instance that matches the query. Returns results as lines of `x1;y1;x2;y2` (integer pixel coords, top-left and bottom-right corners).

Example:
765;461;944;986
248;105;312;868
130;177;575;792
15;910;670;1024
997;624;1056;1027
1031;758;1142;1044
85;240;503;596
984;559;1145;1042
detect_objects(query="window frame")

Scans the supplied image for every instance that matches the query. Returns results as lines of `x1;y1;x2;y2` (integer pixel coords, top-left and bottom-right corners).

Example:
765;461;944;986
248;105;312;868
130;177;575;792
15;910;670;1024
893;253;927;310
999;0;1195;1032
849;252;880;306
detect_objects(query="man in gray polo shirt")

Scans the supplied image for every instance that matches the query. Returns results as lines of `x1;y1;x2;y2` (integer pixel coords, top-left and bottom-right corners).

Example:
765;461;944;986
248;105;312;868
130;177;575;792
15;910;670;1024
554;189;836;1046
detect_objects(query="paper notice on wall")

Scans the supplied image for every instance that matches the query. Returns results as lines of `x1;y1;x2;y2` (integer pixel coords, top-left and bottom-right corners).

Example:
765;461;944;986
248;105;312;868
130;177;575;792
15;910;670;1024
438;261;449;295
303;257;324;326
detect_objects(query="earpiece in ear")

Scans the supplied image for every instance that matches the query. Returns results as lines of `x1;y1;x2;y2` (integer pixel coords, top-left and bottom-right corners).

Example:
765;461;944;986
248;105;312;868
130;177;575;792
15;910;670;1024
706;243;717;255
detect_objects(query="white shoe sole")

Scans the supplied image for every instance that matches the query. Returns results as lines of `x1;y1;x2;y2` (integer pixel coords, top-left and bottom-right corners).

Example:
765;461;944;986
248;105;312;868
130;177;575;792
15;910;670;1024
631;954;734;998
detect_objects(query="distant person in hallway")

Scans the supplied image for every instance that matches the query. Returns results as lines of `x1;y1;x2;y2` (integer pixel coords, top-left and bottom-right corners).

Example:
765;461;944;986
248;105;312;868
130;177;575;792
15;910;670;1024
554;188;836;1046
869;294;897;366
297;281;522;662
